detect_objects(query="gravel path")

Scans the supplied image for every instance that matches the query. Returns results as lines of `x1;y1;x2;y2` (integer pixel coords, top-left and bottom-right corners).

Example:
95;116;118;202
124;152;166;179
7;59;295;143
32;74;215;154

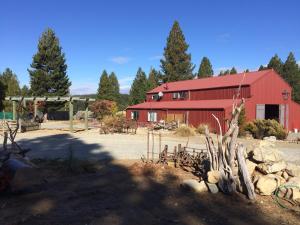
8;128;300;165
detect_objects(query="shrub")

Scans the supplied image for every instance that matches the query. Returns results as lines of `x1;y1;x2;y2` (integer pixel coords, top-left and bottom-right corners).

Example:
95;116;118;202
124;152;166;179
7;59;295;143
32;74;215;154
244;119;287;140
195;124;209;134
238;107;247;136
90;100;118;119
174;125;195;137
100;114;137;134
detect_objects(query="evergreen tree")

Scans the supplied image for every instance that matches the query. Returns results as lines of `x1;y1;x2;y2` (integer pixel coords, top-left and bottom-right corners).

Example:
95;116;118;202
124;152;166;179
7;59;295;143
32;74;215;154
258;65;267;71
147;68;160;91
28;28;71;97
282;52;300;102
97;70;112;100
219;69;230;76
0;68;20;96
129;68;147;105
109;72;120;102
244;69;250;73
267;54;283;74
160;21;195;82
230;67;237;74
197;57;213;78
21;85;30;96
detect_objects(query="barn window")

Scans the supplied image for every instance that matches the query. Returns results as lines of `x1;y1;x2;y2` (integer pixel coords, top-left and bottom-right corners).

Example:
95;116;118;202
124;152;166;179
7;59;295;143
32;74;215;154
131;111;139;120
152;94;159;101
172;91;186;99
148;111;157;122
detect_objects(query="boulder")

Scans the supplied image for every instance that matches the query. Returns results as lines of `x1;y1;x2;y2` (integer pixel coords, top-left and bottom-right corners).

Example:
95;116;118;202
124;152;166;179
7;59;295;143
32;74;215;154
246;159;257;175
255;174;285;195
181;179;208;193
207;170;220;184
256;161;287;174
206;182;219;194
263;136;277;142
282;171;289;180
251;141;282;163
285;163;300;177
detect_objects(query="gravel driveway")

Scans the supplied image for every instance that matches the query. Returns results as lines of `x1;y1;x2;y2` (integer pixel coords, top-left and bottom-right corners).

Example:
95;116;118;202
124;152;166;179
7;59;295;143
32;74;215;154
10;128;300;165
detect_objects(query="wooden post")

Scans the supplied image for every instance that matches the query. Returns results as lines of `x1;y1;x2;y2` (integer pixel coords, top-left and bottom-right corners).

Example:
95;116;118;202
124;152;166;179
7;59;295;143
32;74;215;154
159;133;161;155
174;146;177;167
85;102;88;131
147;131;150;161
34;100;38;118
69;100;74;132
152;132;154;161
12;101;16;121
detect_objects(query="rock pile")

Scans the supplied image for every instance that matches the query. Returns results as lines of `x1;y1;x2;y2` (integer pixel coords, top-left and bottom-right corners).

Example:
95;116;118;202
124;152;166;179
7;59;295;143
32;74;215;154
181;140;300;201
247;140;300;200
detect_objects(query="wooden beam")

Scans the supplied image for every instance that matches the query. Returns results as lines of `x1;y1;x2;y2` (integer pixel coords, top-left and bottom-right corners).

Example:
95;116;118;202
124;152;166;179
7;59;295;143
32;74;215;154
5;96;95;102
12;101;16;120
69;101;74;132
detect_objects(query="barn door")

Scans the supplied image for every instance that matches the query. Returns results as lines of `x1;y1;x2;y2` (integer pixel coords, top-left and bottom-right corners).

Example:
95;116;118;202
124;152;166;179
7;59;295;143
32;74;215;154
256;104;265;119
279;105;285;126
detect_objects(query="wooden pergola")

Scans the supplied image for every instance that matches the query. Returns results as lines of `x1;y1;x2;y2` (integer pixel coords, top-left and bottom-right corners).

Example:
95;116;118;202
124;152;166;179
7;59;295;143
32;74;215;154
5;96;95;132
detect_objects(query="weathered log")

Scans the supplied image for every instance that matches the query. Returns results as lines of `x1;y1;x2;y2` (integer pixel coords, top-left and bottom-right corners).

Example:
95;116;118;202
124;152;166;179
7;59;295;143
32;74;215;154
236;145;256;200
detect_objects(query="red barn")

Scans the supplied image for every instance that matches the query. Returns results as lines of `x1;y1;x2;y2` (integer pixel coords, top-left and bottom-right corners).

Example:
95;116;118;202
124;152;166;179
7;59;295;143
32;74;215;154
126;70;300;133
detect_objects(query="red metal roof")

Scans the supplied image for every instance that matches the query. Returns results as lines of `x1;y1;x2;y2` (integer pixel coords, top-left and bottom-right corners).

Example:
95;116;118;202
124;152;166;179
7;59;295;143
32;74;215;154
148;69;272;93
127;99;234;110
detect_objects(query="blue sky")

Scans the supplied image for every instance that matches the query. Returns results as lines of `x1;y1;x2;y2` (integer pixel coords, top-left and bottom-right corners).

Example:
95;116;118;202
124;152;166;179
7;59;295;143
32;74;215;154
0;0;300;94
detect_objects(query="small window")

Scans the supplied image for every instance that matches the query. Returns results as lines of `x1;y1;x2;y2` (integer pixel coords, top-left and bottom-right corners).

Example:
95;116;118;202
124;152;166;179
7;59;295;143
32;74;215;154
148;111;157;122
179;91;186;99
131;111;139;120
172;92;179;99
152;94;159;101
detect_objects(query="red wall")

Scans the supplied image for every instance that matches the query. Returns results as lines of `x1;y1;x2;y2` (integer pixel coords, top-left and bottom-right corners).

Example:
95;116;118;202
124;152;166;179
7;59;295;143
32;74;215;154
190;86;250;100
146;86;250;102
126;108;226;133
245;72;293;129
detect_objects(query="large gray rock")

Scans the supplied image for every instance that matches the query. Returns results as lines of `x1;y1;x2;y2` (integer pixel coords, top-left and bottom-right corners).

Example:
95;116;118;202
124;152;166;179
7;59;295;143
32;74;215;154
206;182;219;194
207;170;220;184
246;159;257;175
250;141;282;163
285;163;300;177
255;174;285;195
256;160;287;174
181;179;208;193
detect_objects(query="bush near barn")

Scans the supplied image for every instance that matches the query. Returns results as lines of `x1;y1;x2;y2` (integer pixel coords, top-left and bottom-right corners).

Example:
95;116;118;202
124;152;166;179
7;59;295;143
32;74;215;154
244;119;287;140
90;100;118;120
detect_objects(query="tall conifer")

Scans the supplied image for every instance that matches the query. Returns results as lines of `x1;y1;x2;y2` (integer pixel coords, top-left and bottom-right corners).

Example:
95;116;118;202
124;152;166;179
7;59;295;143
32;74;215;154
197;57;213;78
160;21;194;82
129;68;147;104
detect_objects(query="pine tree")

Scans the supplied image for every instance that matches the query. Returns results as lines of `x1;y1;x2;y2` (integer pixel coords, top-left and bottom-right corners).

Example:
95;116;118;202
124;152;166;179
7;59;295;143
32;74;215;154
267;54;283;74
160;21;195;82
97;70;112;100
244;69;250;73
0;68;20;96
282;52;300;102
219;69;230;76
197;57;213;78
258;65;266;71
147;68;160;91
129;68;147;105
21;85;30;96
109;72;120;102
230;67;237;74
28;28;71;97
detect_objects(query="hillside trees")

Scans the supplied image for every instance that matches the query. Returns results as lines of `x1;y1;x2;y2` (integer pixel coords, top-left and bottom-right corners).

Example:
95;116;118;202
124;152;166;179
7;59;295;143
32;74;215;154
160;21;194;82
129;68;147;104
282;52;300;102
0;68;21;110
147;68;160;91
198;57;213;78
267;54;283;74
28;28;71;97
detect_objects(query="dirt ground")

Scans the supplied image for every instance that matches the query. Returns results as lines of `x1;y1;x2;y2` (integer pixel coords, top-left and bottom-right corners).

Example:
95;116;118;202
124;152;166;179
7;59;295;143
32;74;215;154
0;160;299;225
